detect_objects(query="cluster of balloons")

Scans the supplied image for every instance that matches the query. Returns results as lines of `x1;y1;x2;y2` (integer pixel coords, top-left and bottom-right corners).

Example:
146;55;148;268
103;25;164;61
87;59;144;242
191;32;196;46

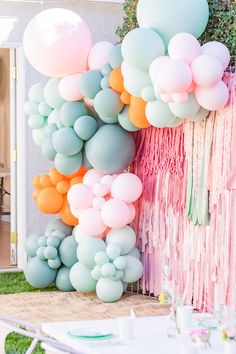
32;166;86;226
70;232;143;302
68;170;143;239
24;219;77;291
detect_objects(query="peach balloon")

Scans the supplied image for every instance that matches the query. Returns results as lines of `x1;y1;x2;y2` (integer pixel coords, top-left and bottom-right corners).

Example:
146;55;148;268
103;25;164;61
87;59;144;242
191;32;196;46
120;91;131;105
79;207;107;235
49;167;64;185
36;186;63;214
128;96;150;128
56;180;69;194
59;74;83;101
40;175;52;188
109;67;124;93
60;198;78;226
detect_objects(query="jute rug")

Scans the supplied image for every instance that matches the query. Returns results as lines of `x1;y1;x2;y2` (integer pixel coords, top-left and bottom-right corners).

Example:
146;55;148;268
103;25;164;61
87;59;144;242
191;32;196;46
0;292;169;323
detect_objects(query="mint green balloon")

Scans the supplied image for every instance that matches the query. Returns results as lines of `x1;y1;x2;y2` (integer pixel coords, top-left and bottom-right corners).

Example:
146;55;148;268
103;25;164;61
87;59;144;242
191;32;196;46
188;107;209;122
25;234;41;257
55;152;83;175
41;137;57;160
24;100;39;116
36;247;47;260
25;257;57;288
118;106;139;132
74;116;98;141
112;270;124;281
137;0;209;47
56;266;75;292
48;109;60;125
141;86;156;102
44;78;65;109
82;150;93;170
52;127;83;156
122;61;151;97
94;89;124;118
38;236;47;247
47;236;61;248
106;244;121;260
48;256;61;269
77;237;106;269
101;263;116;278
101;63;112;76
113;256;128;270
106;226;136;255
109;44;123;69
169;94;200;118
29;83;45;103
95;251;109;266
146;100;176;127
121;28;165;70
122;255;143;283
45;219;72;237
46;124;58;136
60;102;87;127
80;71;103;99
28;114;45;129
38;102;52;117
44;246;58;260
70;262;97;293
59;236;78;268
32;125;47;146
99;115;118;124
129;247;141;260
100;76;110;89
91;265;102;280
96;278;123;302
168;117;185;127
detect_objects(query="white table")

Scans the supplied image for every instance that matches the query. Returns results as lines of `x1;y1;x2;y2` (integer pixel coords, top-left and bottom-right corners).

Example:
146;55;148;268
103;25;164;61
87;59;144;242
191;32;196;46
42;315;224;354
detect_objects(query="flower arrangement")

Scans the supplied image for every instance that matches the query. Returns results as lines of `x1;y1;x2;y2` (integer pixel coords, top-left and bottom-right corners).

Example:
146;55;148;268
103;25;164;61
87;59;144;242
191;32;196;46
187;328;211;349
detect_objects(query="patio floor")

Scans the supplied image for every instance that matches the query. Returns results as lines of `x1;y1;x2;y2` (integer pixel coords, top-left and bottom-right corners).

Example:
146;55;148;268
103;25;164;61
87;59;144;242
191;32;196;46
0;221;11;269
0;291;169;323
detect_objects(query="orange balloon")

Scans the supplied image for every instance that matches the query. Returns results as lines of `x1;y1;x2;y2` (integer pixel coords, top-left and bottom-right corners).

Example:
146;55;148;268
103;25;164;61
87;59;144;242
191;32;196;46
128;96;151;128
109;67;124;94
32;188;41;201
36;186;63;214
56;180;69;194
40;174;53;188
120;90;131;105
59;198;78;226
66;166;87;180
49;167;64;185
32;176;42;189
70;176;84;186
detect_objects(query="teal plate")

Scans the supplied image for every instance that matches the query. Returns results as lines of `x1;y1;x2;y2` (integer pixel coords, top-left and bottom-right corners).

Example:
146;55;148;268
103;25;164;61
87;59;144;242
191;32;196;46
68;330;117;341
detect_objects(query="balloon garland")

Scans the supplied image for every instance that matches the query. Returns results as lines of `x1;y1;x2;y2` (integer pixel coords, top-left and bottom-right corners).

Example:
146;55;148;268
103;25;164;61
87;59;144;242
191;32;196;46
23;1;231;303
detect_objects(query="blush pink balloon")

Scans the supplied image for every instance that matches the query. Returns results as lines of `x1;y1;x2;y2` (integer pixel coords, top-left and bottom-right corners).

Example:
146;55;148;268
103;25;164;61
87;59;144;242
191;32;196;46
127;203;136;224
83;169;104;187
158;60;192;93
79;208;106;236
111;173;143;203
160;93;173;103
168;33;201;65
93;183;108;197
195;80;229;111
67;184;93;210
101;199;130;229
59;74;83;101
88;41;114;70
23;8;92;77
70;207;83;219
201;41;230;70
153;82;165;95
100;175;115;191
84;97;94;107
149;56;170;82
191;55;224;87
92;197;106;210
172;92;189;104
74;225;90;243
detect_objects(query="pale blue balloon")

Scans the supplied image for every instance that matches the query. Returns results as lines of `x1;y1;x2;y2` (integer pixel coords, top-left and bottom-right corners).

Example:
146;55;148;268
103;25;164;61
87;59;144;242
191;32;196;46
47;236;61;248
56;266;75;292
45;218;72;237
188;107;209;122
128;247;141;260
38;236;47;247
24;100;39;116
106;226;136;255
44;78;65;109
99;115;118;124
101;263;116;278
59;236;78;268
106;244;121;260
85;124;136;174
96;278;123;302
41;136;56;161
101;63;112;76
32;125;47;146
82;150;93;170
36;247;47;260
38;102;52;117
146;100;176;127
109;44;123;69
122;255;143;283
60;102;87;127
46;124;58;136
74;116;98;141
113;256;128;271
77;237;106;269
55;152;83;175
28;83;45;103
137;0;209;47
122;61;151;97
141;86;156;102
100;76;110;89
118;106;139;132
48;256;62;269
80;71;103;99
168;117;185;127
25;234;41;257
91;265;102;281
70;262;97;293
24;257;57;288
28;114;45;129
121;28;165;70
44;246;58;260
52;127;83;156
95;251;109;266
48;109;60;125
169;94;200;118
111;270;124;281
94;89;124;118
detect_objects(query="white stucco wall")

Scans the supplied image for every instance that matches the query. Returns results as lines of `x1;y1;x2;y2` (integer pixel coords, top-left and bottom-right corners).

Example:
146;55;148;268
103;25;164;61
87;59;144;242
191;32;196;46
0;0;124;235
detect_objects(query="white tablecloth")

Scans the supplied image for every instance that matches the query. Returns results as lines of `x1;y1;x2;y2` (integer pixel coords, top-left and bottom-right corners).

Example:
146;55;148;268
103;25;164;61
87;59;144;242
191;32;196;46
42;315;224;354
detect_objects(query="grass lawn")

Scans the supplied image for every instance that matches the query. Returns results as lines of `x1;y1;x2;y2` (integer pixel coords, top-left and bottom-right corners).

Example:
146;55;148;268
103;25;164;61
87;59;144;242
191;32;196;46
0;272;57;354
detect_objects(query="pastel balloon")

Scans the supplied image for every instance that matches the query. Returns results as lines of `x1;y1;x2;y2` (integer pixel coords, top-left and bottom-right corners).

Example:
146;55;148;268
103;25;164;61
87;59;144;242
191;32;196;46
55;152;83;175
100;175;115;190
74;225;90;243
106;226;136;255
59;198;78;226
92;197;106;210
101;263;116;278
96;278;123;302
160;93;173;103
168;33;201;65
128;96;150;129
56;180;69;194
38;102;52;117
70;262;97;293
37;186;63;213
24;101;38;116
83;169;104;187
109;67;124;93
59;74;83;102
32;125;47;146
188;107;209;122
60;102;87;127
88;41;114;70
59;236;78;268
95;251;109;266
25;234;41;257
172;92;189;104
109;44;123;69
101;199;130;229
121;28;165;71
149;56;170;83
28;114;45;129
98;115;118;125
24;257;57;288
195;81;229;111
137;0;209;47
122;255;143;283
74;116;98;141
70;206;83;219
141;86;156;102
52;127;83;156
106;244;121;260
94;89;124;118
129;247;141;260
67;183;93;210
191;55;224;87
41;136;56;161
77;236;106;268
93;183;108;197
80;207;106;236
118;106;139;132
201;41;230;70
44;78;65;109
100;76;110;90
127;203;136;224
146;100;176;128
158;60;192;93
111;173;143;203
28;83;44;103
80;71;103;99
101;64;112;77
47;109;60;125
169;93;200;118
23;8;92;77
121;61;151;97
168;117;185;127
45;218;73;237
113;256;127;270
82;151;93;171
56;266;75;292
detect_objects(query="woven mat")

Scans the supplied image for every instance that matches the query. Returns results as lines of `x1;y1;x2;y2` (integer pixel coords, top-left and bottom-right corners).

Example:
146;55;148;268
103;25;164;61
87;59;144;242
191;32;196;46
0;291;169;323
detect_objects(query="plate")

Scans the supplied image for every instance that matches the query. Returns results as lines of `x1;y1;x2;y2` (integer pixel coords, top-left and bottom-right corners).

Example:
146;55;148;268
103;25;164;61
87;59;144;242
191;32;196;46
68;328;117;340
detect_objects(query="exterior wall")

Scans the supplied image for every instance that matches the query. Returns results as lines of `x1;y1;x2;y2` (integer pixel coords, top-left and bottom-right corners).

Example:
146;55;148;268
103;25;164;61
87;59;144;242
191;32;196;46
0;1;124;235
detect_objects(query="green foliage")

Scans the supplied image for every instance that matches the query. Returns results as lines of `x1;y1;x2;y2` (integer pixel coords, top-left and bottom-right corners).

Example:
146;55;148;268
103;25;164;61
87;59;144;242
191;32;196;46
116;0;138;41
5;333;44;354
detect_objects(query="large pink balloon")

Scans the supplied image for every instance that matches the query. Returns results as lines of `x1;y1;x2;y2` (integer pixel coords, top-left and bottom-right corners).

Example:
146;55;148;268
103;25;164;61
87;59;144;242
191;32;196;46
88;41;114;70
67;184;93;210
59;74;83;101
74;225;90;243
83;169;104;187
101;199;130;229
111;173;143;203
93;183;108;197
80;208;106;236
195;80;229;110
191;55;224;87
127;203;136;224
168;33;201;65
23;8;92;77
201;41;230;70
149;56;170;83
